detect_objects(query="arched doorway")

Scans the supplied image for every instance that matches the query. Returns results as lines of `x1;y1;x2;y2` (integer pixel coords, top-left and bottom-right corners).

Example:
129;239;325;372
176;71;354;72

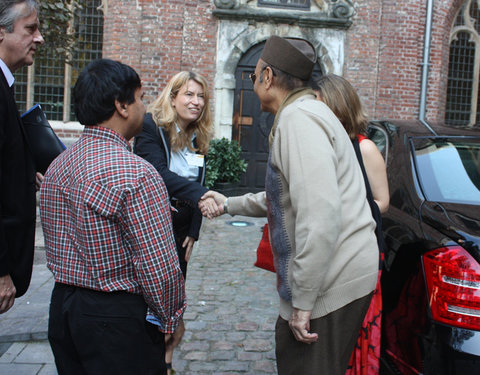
233;42;322;193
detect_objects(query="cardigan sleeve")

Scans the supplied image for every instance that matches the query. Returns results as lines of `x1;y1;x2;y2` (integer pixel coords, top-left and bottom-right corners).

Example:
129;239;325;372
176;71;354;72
227;191;267;217
133;113;208;206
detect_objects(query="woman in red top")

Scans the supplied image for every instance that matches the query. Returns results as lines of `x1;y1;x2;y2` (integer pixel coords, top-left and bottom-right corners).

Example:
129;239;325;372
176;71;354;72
314;74;389;375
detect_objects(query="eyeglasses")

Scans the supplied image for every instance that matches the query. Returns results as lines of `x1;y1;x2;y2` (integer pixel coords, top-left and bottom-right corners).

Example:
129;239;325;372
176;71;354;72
249;66;273;85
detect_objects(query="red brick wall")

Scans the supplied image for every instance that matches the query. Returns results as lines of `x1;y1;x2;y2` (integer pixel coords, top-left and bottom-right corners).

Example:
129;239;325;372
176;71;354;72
345;0;460;123
103;0;217;106
92;0;463;127
343;0;383;120
345;0;426;121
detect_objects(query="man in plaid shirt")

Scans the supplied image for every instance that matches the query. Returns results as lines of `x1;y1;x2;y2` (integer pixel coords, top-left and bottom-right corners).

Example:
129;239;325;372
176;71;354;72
39;59;185;374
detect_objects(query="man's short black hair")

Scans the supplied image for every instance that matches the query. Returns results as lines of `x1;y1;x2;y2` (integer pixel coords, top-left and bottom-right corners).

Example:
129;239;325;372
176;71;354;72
73;59;141;126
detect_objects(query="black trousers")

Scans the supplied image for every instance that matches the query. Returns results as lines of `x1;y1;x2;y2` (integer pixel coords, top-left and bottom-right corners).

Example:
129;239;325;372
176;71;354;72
171;205;194;278
48;283;166;375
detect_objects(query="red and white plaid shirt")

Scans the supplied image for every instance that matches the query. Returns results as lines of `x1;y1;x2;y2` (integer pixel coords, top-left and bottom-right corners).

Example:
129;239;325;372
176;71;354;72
39;126;185;333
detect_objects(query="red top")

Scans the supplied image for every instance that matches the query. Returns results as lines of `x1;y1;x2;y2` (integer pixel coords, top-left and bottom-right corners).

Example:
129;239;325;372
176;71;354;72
357;134;367;143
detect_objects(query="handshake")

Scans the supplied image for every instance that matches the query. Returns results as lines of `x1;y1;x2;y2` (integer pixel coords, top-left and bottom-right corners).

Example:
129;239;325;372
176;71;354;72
197;190;227;219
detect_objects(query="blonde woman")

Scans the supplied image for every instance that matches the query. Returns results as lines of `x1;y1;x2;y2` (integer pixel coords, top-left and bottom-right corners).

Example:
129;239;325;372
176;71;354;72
134;71;214;374
314;74;388;375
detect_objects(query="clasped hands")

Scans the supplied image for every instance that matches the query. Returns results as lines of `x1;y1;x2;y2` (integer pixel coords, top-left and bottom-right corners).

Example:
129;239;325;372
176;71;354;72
197;190;227;219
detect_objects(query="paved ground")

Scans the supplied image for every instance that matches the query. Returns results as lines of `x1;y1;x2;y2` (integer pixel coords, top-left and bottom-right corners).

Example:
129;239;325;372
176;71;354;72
0;212;278;374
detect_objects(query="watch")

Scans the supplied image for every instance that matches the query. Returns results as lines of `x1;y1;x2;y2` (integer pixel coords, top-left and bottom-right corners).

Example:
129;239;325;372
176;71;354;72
223;198;229;214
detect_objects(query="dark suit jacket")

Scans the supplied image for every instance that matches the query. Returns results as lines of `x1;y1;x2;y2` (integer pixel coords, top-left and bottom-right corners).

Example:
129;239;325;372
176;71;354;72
0;70;37;297
134;113;207;239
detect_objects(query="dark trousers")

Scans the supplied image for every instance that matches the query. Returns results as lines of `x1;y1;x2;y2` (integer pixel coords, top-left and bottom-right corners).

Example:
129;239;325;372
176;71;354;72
48;283;166;375
275;292;373;375
171;205;194;278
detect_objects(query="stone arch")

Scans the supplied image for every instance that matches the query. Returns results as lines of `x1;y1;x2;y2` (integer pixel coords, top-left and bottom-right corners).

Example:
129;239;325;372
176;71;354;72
213;22;345;138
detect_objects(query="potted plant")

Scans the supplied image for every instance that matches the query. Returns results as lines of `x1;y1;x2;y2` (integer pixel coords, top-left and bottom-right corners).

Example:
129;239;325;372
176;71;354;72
205;138;248;194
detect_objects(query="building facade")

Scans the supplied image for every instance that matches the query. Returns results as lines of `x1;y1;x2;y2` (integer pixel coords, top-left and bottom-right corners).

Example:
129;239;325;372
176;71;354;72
14;0;479;189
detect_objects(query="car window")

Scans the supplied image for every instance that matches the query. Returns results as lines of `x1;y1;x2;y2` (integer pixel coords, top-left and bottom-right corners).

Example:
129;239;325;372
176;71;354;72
413;138;480;205
367;125;388;164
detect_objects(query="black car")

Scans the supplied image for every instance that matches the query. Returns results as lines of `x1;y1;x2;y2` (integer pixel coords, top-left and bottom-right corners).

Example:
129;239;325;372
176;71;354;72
367;120;480;375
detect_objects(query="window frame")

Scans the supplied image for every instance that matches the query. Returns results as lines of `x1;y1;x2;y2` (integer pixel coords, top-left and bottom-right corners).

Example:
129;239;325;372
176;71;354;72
446;0;480;127
257;0;310;11
14;0;103;123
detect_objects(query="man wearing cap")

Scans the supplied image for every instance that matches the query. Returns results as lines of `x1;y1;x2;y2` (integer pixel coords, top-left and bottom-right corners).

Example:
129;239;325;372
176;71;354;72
201;35;378;374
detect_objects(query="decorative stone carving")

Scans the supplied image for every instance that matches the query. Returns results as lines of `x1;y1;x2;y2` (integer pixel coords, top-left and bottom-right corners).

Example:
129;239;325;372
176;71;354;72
214;0;237;9
328;0;355;19
213;0;354;27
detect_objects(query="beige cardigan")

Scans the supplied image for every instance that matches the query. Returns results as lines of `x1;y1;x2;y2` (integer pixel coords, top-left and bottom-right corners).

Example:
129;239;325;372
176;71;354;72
228;90;378;320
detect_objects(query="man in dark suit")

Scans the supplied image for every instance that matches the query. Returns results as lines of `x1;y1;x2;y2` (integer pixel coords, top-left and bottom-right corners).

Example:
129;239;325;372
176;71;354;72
0;0;44;314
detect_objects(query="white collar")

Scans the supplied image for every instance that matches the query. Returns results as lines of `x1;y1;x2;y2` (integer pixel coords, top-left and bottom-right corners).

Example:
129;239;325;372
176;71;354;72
0;58;15;87
175;123;196;141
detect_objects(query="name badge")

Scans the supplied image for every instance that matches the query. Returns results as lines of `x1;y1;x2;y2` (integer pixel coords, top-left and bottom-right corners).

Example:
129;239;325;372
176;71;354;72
186;153;204;167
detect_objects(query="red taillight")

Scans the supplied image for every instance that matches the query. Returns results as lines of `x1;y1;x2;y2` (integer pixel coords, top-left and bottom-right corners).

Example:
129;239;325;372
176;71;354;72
423;246;480;330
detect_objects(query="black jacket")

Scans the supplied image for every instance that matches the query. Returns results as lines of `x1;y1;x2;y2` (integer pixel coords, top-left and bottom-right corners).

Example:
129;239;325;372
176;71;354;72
0;70;37;297
134;113;207;239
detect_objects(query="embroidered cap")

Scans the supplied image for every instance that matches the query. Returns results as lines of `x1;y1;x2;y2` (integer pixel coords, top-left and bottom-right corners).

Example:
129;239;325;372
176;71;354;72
260;35;316;81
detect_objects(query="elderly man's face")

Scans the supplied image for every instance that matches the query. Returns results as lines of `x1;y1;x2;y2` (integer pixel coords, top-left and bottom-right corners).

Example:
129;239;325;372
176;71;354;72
252;59;269;112
252;58;279;114
0;3;44;72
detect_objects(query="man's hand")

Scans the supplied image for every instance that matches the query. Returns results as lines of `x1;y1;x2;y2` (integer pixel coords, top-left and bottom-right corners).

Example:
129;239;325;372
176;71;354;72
0;274;16;314
197;196;220;219
183;236;196;262
199;191;227;218
288;308;318;344
35;172;44;191
164;319;185;351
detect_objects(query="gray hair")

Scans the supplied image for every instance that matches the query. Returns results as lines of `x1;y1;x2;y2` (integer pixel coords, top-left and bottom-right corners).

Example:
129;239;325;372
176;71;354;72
0;0;39;33
259;62;307;92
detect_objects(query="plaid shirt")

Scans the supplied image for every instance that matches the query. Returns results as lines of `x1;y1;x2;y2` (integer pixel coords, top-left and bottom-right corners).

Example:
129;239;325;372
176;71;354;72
39;126;185;333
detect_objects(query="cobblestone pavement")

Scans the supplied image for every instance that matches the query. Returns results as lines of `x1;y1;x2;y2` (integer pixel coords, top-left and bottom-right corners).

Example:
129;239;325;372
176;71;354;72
0;214;278;374
172;215;277;375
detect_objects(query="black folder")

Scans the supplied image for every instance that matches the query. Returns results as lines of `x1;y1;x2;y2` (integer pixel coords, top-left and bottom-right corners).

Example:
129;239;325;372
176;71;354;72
21;104;66;174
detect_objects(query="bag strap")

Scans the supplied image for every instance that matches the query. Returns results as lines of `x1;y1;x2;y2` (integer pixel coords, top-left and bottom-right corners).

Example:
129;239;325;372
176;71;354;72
352;137;386;268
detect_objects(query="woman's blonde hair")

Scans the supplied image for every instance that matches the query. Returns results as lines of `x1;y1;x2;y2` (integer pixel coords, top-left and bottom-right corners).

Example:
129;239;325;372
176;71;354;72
315;74;368;140
148;71;213;154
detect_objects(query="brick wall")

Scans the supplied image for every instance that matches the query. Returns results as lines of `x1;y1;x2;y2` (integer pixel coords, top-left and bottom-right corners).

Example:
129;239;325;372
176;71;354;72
59;0;463;141
345;0;462;123
346;0;426;121
343;0;383;120
103;0;217;107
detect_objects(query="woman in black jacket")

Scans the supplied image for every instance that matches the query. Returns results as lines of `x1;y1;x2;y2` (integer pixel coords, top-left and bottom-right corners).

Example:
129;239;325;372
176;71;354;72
134;71;214;374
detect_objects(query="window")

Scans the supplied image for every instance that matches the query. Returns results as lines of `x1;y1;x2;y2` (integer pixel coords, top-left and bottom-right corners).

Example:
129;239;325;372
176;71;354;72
14;0;103;122
413;137;480;204
258;0;310;10
368;123;389;164
446;0;480;127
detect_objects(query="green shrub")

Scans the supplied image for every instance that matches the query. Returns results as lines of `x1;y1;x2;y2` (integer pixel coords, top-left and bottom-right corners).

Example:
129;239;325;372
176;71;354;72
205;138;248;188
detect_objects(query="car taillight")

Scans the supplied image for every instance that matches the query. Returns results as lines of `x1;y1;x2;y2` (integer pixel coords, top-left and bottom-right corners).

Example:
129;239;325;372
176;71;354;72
423;246;480;330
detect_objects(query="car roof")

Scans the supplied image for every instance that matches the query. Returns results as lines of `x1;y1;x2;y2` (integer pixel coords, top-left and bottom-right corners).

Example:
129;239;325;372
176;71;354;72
371;120;480;138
